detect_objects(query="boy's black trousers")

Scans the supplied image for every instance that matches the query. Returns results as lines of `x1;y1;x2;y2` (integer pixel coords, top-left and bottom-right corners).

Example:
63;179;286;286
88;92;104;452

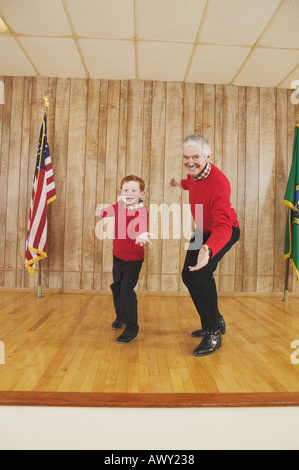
182;227;241;332
110;256;143;337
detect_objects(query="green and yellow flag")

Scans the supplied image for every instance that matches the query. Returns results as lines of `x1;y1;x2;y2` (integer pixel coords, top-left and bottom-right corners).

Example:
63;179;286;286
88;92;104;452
284;124;299;283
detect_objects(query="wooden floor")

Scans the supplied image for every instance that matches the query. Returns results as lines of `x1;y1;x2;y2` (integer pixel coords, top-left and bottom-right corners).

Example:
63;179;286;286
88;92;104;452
0;291;299;404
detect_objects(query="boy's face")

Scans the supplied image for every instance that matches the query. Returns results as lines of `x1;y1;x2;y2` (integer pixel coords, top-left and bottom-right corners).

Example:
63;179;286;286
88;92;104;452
120;181;145;206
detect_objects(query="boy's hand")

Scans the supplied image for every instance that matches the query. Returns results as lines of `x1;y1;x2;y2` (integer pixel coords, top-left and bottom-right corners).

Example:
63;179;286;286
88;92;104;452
136;232;156;246
170;178;181;188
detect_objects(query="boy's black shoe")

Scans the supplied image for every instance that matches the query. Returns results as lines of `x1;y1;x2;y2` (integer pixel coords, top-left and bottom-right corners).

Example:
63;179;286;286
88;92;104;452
116;332;137;344
193;330;222;357
112;319;124;330
191;316;226;338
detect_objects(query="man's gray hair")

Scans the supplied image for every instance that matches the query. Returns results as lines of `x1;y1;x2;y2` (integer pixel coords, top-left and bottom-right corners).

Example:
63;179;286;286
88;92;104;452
182;134;212;158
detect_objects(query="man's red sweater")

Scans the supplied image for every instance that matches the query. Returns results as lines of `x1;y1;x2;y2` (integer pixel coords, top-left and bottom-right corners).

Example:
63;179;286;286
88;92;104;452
181;164;239;257
99;201;149;261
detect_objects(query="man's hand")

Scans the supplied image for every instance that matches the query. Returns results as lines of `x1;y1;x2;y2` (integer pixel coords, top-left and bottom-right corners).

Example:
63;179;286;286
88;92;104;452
170;178;181;188
189;245;211;271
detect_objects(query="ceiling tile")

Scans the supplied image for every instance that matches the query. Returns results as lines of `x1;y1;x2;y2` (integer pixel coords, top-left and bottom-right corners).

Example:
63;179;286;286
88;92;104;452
233;48;299;88
138;0;207;42
199;0;281;46
65;0;134;39
187;44;250;84
138;42;193;82
0;36;36;76
259;0;299;49
79;39;135;79
19;37;86;78
279;65;299;90
0;0;71;36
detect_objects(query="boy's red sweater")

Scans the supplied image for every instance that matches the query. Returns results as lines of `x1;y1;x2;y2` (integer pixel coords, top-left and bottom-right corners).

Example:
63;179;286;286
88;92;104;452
99;200;149;261
181;164;239;257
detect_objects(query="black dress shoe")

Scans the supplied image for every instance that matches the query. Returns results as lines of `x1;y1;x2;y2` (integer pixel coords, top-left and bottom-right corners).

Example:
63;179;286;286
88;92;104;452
112;319;124;330
192;316;226;338
193;330;222;357
116;332;137;344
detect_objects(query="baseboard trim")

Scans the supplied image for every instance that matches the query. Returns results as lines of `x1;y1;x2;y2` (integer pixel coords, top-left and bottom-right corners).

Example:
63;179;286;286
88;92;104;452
0;287;297;298
0;391;299;408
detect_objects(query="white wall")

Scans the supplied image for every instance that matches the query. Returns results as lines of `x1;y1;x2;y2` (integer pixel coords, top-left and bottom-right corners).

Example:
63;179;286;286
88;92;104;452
0;407;298;450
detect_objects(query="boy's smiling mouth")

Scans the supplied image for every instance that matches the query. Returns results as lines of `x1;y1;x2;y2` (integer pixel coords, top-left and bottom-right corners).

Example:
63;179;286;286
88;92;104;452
125;196;136;204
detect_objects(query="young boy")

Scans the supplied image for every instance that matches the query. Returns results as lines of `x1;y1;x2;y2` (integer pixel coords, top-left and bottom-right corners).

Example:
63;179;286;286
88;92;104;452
95;176;152;344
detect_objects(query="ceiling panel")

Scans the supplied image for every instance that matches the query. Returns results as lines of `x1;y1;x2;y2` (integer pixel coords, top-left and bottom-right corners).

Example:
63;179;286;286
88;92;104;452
199;0;281;46
0;36;36;76
19;37;86;78
187;44;251;84
138;0;207;42
138;41;193;82
234;48;299;88
0;0;71;36
79;39;135;79
259;0;299;49
279;65;299;90
65;0;134;39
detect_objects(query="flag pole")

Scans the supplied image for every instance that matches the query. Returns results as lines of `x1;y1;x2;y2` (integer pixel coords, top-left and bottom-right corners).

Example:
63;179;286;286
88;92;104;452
36;96;49;299
283;258;290;302
43;95;49;115
36;261;43;298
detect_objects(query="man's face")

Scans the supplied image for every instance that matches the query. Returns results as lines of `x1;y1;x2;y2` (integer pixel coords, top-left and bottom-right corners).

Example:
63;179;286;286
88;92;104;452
183;143;209;178
120;181;145;206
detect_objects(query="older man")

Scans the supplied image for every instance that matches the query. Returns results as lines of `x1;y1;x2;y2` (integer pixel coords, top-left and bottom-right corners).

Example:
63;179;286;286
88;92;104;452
170;135;240;357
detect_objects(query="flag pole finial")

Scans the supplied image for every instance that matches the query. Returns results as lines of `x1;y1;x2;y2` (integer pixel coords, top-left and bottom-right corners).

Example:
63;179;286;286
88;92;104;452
43;95;49;115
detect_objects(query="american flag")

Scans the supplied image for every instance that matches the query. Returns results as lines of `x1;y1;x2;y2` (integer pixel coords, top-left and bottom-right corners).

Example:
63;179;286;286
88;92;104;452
25;115;56;274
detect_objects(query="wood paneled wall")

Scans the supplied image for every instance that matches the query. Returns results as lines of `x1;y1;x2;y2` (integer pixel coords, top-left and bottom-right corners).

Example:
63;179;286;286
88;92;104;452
0;76;298;294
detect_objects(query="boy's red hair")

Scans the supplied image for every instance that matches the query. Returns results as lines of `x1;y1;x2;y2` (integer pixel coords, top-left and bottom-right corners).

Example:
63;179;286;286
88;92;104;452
121;175;145;192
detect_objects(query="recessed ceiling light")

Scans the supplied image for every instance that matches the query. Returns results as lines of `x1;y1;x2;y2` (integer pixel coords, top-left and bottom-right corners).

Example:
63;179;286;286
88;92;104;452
0;16;10;34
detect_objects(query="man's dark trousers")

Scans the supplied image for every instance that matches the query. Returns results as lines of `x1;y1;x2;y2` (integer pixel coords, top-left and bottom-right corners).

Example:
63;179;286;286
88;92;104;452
110;256;143;337
182;227;240;332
